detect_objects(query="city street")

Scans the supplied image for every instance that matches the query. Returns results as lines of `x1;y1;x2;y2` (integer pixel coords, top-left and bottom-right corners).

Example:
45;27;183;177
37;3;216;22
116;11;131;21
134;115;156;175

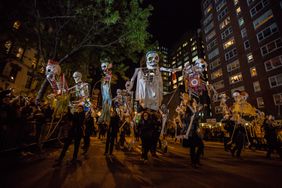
1;138;282;188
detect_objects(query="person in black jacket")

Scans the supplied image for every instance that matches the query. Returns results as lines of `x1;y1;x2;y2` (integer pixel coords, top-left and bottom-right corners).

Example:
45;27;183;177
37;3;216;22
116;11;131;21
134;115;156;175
55;105;85;165
140;111;154;163
82;110;94;154
104;109;120;156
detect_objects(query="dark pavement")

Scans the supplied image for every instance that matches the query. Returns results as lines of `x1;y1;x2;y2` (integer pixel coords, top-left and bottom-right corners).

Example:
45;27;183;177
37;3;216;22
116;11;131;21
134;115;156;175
0;137;282;188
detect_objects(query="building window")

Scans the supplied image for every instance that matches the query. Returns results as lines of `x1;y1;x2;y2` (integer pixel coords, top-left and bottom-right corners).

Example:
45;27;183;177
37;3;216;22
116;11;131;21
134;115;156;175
238;17;245;27
225;48;237;61
211;68;223;80
236;7;241;15
213;80;225;90
253;9;273;30
207;39;218;51
223;37;235;50
221;27;233;40
192;46;197;51
257;97;265;108
234;0;239;6
204;4;213;16
253;81;261;92
219;16;231;30
216;0;227;12
227;59;240;72
250;0;270;17
260;38;282;56
208;48;219;60
206;30;216;42
250;67;257;77
203;13;213;26
241;28;247;38
244;40;250;50
264;55;282;71
192;51;198;57
247;53;254;63
209;58;221;70
230;73;243;84
256;23;278;43
218;7;228;21
273;93;282;105
204;21;214;34
192;56;199;62
268;73;282;88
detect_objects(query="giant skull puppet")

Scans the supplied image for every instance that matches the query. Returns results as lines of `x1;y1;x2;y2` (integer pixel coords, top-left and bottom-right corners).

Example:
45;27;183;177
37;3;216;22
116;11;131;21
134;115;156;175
45;60;68;95
128;51;163;111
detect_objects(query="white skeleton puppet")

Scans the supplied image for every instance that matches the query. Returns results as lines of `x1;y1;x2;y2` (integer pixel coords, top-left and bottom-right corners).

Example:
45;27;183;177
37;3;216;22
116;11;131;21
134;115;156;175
113;89;124;118
45;60;68;95
219;93;230;116
99;59;112;124
159;104;169;136
69;71;90;109
128;51;163;111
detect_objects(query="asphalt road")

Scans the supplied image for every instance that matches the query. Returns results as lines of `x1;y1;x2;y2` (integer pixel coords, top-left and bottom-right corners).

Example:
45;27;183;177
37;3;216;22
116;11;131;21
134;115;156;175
0;137;282;188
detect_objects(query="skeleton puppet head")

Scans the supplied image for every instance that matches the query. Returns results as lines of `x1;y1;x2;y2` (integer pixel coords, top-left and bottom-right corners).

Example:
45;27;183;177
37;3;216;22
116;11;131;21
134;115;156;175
100;58;112;75
46;60;61;81
73;71;82;84
146;51;159;70
194;58;207;73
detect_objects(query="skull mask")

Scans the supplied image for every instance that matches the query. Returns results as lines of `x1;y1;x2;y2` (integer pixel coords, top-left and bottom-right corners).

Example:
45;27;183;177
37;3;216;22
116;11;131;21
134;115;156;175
100;57;112;75
73;71;82;84
146;51;159;70
46;60;61;81
194;58;207;73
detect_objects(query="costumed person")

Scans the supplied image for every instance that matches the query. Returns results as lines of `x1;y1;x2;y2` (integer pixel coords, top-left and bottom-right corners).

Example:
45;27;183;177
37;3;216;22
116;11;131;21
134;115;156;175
98;58;112;124
82;109;94;155
139;111;154;163
222;114;235;151
54;105;85;166
230;122;246;159
187;99;204;168
104;108;120;157
151;111;162;157
262;115;282;159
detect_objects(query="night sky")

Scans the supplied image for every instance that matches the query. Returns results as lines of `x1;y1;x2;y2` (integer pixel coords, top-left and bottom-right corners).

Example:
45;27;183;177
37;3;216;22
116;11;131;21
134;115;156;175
145;0;202;48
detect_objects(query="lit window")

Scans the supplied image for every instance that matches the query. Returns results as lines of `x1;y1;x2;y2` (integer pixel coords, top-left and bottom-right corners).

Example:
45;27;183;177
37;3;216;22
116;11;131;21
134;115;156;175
247;53;254;63
219;17;231;30
192;56;199;62
257;97;264;108
213;80;225;90
273;93;282;105
16;48;24;58
211;68;223;80
236;7;241;15
227;59;240;72
223;37;235;49
253;81;261;92
250;67;257;77
192;46;197;51
229;73;243;84
13;20;21;29
182;42;188;47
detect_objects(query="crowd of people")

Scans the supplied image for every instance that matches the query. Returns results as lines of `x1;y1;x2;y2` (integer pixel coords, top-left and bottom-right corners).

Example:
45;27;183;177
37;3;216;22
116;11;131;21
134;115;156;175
1;88;282;169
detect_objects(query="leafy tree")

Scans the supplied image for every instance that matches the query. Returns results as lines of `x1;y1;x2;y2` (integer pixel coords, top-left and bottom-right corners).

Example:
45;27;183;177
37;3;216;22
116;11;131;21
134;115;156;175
8;0;153;101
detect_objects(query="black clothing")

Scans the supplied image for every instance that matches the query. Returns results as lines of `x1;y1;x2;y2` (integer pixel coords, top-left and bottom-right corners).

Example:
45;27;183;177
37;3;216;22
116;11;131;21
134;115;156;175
58;111;85;162
230;124;245;158
140;118;154;160
105;114;120;155
83;113;94;153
